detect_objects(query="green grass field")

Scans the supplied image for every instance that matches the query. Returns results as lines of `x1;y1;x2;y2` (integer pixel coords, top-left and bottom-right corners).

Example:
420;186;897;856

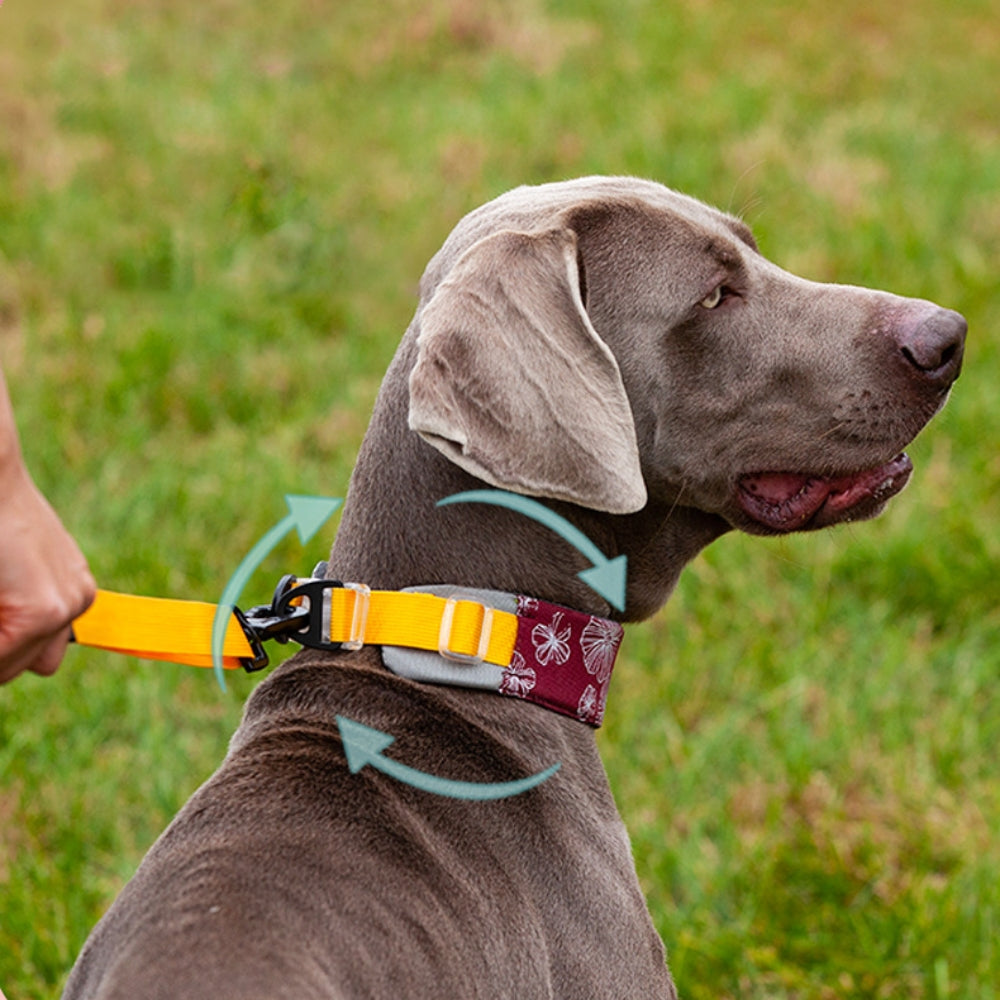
1;0;998;996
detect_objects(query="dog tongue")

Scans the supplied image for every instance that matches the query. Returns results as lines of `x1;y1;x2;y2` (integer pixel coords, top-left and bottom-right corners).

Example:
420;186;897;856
738;472;829;528
740;472;814;504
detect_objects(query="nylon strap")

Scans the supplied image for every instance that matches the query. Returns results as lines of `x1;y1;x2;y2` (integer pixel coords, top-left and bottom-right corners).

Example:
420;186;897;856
72;592;253;669
73;588;519;670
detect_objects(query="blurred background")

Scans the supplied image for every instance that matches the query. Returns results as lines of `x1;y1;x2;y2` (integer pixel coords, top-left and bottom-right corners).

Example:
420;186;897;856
1;0;997;996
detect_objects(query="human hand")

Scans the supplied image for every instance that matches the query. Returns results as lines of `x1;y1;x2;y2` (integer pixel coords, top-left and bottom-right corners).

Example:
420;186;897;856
0;468;96;683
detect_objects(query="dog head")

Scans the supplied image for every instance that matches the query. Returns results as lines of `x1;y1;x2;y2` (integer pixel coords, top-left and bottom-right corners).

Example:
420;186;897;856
408;177;965;535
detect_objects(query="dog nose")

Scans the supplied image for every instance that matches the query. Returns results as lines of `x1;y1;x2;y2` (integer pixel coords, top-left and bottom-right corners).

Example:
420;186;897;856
898;307;966;385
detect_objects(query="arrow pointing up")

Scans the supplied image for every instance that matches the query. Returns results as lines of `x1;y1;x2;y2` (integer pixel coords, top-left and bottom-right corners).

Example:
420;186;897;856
211;494;343;688
285;494;344;544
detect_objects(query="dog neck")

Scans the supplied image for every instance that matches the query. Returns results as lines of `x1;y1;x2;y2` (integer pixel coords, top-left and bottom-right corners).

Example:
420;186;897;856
329;338;729;624
316;337;726;753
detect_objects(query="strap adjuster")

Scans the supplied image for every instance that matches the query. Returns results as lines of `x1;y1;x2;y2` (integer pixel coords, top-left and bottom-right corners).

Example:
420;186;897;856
438;596;494;665
240;576;371;671
271;578;370;654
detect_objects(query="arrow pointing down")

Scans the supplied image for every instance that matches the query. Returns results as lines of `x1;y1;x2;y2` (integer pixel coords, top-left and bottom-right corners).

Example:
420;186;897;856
436;489;628;611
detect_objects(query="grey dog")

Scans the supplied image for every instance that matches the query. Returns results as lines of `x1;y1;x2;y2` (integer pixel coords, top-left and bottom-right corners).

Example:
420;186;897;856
63;177;965;999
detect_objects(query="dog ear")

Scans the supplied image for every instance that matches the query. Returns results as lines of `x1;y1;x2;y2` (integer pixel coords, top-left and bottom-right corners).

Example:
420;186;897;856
408;226;647;514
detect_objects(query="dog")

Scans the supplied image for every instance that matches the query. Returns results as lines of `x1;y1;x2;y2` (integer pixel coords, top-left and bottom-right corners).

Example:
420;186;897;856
63;177;965;999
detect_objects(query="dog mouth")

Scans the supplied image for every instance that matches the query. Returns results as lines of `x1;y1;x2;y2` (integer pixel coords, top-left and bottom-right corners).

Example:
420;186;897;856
736;454;914;532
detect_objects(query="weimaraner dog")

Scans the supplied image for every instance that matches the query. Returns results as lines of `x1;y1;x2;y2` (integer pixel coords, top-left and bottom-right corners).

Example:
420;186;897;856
63;177;965;999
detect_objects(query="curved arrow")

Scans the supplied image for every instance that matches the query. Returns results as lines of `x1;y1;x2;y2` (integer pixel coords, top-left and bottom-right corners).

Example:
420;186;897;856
211;494;342;689
436;489;628;612
336;716;560;800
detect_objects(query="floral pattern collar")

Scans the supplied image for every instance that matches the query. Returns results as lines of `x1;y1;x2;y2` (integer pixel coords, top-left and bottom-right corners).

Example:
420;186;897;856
502;595;623;726
382;587;624;728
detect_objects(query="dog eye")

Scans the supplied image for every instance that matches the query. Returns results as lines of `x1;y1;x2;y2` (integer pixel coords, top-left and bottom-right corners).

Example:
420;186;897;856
700;285;729;310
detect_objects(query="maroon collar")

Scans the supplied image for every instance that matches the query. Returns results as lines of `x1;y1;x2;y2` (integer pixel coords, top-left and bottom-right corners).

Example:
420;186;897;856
502;595;623;727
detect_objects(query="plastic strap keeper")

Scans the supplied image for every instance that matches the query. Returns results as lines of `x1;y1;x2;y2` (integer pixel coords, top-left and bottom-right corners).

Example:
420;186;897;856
437;596;494;666
339;582;371;651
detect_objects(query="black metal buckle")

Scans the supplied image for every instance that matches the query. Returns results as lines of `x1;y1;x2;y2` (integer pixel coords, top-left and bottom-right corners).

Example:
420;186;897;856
236;574;310;672
236;574;363;672
231;606;272;672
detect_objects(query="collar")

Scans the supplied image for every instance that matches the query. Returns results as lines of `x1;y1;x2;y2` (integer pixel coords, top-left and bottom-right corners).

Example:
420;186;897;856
251;577;624;727
380;585;623;728
71;578;625;727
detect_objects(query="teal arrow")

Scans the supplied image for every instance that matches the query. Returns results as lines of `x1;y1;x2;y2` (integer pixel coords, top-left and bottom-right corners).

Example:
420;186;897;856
437;489;628;612
211;494;342;689
336;715;560;800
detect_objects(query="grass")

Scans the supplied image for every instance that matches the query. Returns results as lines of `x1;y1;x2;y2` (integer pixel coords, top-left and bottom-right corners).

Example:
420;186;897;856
1;0;998;996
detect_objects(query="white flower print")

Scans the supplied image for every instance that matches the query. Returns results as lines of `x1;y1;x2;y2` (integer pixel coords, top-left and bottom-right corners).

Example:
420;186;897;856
577;684;599;723
531;612;572;667
499;652;536;699
580;617;623;684
516;595;539;615
596;681;609;719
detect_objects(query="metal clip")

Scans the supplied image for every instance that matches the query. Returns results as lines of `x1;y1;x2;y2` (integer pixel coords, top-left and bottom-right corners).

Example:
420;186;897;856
271;578;370;654
237;574;312;671
237;575;372;672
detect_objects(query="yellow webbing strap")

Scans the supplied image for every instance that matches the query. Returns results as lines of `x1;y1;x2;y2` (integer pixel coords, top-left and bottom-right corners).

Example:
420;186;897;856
73;587;519;670
328;588;518;667
72;591;254;669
